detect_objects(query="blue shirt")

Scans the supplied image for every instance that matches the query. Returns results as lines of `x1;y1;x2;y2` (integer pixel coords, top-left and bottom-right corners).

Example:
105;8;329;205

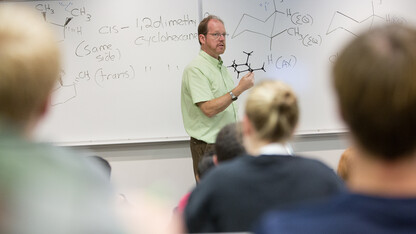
255;192;416;234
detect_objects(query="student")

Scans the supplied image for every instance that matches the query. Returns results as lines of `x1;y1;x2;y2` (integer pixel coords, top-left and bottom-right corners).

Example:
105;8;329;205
177;153;216;213
177;123;246;214
196;154;216;181
255;24;416;234
213;122;246;163
184;80;344;233
0;5;124;234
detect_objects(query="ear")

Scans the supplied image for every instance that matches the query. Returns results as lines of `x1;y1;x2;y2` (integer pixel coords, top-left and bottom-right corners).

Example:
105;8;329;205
24;94;52;137
199;34;206;45
39;93;52;119
242;114;253;137
213;155;219;165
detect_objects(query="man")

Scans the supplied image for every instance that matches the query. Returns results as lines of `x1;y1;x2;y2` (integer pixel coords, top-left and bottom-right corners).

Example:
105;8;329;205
255;24;416;234
0;5;124;234
181;15;254;179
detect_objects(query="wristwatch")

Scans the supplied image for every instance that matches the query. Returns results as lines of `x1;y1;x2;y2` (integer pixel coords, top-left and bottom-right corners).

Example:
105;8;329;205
229;91;238;101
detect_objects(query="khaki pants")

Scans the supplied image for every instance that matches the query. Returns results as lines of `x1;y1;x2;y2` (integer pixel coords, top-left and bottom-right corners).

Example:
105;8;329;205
190;137;215;181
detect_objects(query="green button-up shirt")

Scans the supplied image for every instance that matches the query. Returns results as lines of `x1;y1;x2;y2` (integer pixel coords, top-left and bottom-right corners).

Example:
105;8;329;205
181;50;238;143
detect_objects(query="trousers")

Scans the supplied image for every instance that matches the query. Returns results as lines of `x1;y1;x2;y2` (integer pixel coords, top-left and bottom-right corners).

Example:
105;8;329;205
190;137;215;181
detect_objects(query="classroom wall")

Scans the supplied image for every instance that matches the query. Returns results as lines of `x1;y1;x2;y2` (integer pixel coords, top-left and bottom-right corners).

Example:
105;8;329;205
71;133;349;208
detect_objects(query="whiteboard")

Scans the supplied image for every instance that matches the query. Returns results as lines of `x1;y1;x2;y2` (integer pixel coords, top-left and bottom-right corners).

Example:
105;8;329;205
25;0;416;145
201;0;416;135
27;0;199;145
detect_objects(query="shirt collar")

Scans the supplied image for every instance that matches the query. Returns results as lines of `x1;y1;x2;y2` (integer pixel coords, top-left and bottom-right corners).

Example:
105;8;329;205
199;50;223;68
259;143;293;156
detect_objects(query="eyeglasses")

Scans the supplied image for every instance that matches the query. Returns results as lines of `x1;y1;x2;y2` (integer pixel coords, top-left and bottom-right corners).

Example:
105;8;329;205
207;33;228;39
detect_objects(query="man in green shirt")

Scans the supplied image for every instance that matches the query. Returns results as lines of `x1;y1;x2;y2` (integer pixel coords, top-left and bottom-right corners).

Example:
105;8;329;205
181;15;255;179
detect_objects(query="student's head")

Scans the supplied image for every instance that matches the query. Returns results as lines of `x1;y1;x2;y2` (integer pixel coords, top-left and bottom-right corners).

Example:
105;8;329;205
89;156;112;180
333;24;416;161
244;80;299;144
0;5;60;130
215;122;246;162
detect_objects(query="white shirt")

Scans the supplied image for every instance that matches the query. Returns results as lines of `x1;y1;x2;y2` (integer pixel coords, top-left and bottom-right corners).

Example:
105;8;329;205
259;143;293;156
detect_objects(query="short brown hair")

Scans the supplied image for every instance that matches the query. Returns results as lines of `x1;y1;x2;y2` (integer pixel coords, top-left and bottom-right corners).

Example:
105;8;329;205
197;15;224;45
215;123;246;162
0;5;60;126
245;80;299;142
333;24;416;160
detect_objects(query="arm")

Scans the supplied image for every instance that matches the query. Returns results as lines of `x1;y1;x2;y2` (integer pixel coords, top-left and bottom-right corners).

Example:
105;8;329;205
198;72;255;117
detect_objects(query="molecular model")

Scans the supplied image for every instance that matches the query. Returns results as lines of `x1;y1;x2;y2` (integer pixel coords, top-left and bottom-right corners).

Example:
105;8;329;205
229;51;265;79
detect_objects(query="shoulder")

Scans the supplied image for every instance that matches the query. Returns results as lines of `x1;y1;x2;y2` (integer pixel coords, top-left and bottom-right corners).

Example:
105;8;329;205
203;155;338;180
189;156;252;193
184;54;217;77
282;155;339;175
0;135;122;233
185;53;208;69
243;154;333;171
0;138;106;185
182;59;206;83
289;155;345;187
255;193;416;234
255;193;353;234
205;155;253;177
245;155;345;191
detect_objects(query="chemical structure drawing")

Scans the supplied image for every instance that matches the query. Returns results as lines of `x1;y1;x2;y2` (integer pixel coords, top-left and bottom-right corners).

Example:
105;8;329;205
52;70;78;106
37;2;90;42
41;9;78;106
326;1;406;37
231;0;318;50
42;11;73;42
228;51;266;79
40;7;78;106
35;2;92;106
